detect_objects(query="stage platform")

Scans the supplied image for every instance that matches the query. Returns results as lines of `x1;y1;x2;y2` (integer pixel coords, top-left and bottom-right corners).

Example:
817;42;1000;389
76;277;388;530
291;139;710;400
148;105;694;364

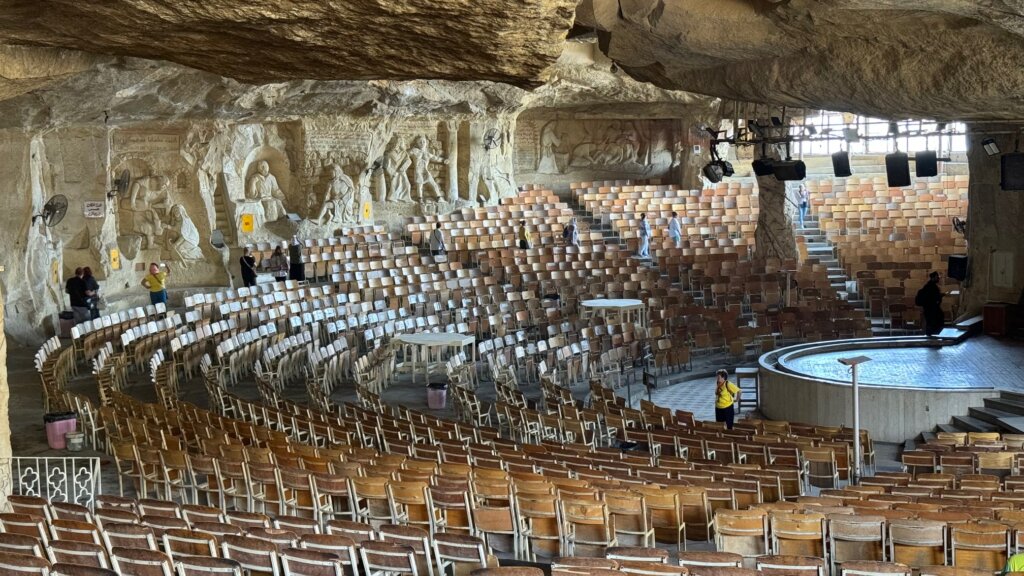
758;335;1024;442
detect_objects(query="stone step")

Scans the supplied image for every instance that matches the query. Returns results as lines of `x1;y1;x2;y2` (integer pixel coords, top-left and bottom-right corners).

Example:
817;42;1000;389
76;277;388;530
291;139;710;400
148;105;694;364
996;417;1024;434
968;406;1017;427
950;415;998;433
1002;390;1024;405
920;431;937;445
986;396;1024;417
935;423;960;434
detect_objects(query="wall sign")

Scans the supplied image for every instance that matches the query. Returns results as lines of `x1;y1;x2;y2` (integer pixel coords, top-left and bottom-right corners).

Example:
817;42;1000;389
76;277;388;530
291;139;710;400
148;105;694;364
83;201;105;218
109;248;121;271
240;213;255;233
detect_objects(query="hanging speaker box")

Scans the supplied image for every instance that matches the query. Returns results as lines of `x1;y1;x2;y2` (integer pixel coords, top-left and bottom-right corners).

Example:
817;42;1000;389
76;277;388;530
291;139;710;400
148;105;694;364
915;150;938;177
752;158;775;177
773;160;806;181
885;152;911;187
1001;152;1024;190
831;150;852;177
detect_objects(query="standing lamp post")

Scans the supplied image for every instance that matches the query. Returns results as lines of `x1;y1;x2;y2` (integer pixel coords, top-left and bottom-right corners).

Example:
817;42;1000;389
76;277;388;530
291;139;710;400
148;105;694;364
838;355;872;484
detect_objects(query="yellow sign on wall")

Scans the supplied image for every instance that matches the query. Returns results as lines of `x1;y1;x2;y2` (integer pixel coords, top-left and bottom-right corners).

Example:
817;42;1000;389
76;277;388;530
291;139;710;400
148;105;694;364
109;248;121;271
51;259;59;285
240;213;255;233
362;201;372;221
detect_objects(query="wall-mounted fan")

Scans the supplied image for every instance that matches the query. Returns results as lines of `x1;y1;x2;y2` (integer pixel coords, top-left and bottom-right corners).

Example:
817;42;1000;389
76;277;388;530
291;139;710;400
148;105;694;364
107;169;131;199
483;128;501;151
33;195;69;227
952;217;968;237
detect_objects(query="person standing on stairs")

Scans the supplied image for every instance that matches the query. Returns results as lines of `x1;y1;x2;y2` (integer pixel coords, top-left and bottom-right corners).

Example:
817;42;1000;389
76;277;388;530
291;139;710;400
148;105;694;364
518;220;532;249
798;184;811;229
429;222;447;257
563;217;579;247
637;213;651;259
668;211;682;248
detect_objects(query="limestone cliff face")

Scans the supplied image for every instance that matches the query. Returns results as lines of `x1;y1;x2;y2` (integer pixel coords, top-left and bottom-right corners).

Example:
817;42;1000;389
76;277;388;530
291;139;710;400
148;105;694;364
579;0;1024;120
0;0;575;87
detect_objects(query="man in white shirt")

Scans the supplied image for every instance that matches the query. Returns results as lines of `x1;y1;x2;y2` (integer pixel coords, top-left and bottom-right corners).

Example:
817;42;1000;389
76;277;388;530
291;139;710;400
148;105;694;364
637;213;651;259
429;222;447;256
668;211;682;248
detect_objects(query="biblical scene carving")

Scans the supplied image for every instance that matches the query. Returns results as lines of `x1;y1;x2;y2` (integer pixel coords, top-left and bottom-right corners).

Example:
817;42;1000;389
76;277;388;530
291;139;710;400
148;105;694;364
515;118;678;182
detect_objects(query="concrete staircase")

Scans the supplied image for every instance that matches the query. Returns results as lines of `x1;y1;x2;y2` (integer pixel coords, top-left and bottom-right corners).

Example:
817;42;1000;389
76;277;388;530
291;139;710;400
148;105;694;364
910;391;1024;442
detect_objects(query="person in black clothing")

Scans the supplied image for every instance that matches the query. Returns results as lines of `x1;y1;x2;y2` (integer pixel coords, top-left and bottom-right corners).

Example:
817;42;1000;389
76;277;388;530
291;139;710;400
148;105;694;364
239;246;258;288
82;267;100;319
288;235;305;282
65;267;89;324
917;271;946;336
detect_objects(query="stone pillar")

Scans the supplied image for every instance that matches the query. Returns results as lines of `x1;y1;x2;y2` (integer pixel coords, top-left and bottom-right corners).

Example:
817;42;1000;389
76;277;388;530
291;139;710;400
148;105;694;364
962;124;1024;316
0;281;11;509
753;144;798;261
445;121;459;203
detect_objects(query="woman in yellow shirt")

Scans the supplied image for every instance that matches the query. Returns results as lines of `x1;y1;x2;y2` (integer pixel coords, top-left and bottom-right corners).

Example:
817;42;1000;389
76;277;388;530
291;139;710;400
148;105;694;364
714;368;741;429
518;220;532;249
141;262;171;306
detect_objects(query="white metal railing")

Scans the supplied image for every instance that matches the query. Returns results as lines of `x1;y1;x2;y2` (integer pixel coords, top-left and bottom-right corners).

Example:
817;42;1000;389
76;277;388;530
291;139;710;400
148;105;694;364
5;457;102;509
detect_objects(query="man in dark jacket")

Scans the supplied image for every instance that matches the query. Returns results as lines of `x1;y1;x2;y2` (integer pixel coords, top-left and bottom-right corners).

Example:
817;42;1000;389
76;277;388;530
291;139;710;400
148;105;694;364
917;271;945;336
65;267;89;323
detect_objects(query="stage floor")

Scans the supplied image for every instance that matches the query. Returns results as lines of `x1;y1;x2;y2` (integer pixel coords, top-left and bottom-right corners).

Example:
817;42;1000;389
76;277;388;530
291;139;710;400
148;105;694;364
780;335;1024;389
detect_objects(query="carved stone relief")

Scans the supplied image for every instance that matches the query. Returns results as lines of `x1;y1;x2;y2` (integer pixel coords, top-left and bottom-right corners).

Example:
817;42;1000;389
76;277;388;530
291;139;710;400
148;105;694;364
515;118;679;182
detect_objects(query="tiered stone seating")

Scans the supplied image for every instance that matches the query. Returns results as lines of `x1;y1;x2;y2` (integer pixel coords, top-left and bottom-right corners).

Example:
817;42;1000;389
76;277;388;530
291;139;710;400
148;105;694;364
26;181;995;576
405;186;589;257
573;181;758;256
806;175;968;324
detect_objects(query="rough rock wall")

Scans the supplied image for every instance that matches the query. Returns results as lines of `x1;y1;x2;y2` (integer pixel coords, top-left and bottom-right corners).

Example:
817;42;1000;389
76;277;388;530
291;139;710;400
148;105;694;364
962;125;1024;315
578;0;1024;120
0;0;576;86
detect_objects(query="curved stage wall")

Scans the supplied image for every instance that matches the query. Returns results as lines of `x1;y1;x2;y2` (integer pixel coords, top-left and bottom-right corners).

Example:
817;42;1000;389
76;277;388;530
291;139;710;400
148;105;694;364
758;337;997;443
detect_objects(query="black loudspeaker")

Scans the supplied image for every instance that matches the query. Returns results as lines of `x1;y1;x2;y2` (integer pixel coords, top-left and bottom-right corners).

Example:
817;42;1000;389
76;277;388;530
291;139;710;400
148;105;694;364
948;254;968;281
1001;152;1024;190
773;160;807;181
915;150;938;177
885;152;911;188
831;150;852;177
752;158;775;176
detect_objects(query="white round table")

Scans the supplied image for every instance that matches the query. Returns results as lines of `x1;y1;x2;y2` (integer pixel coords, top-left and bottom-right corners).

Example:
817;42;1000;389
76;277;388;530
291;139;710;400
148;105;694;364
396;332;477;386
581;298;647;327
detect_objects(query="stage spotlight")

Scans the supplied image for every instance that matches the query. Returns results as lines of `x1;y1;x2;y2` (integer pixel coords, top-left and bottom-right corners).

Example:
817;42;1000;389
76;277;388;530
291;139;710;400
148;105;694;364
983;138;1000;156
703;162;724;183
805;125;817;136
888;121;900;135
771;117;783;127
937;122;948;132
843;128;860;143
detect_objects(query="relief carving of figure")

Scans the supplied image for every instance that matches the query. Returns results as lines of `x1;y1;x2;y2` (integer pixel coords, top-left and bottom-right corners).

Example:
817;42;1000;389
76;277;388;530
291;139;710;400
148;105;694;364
246;160;287;221
164;204;203;263
408;135;448;201
384;135;413;203
538;123;564;174
316;164;356;224
122;175;170;249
